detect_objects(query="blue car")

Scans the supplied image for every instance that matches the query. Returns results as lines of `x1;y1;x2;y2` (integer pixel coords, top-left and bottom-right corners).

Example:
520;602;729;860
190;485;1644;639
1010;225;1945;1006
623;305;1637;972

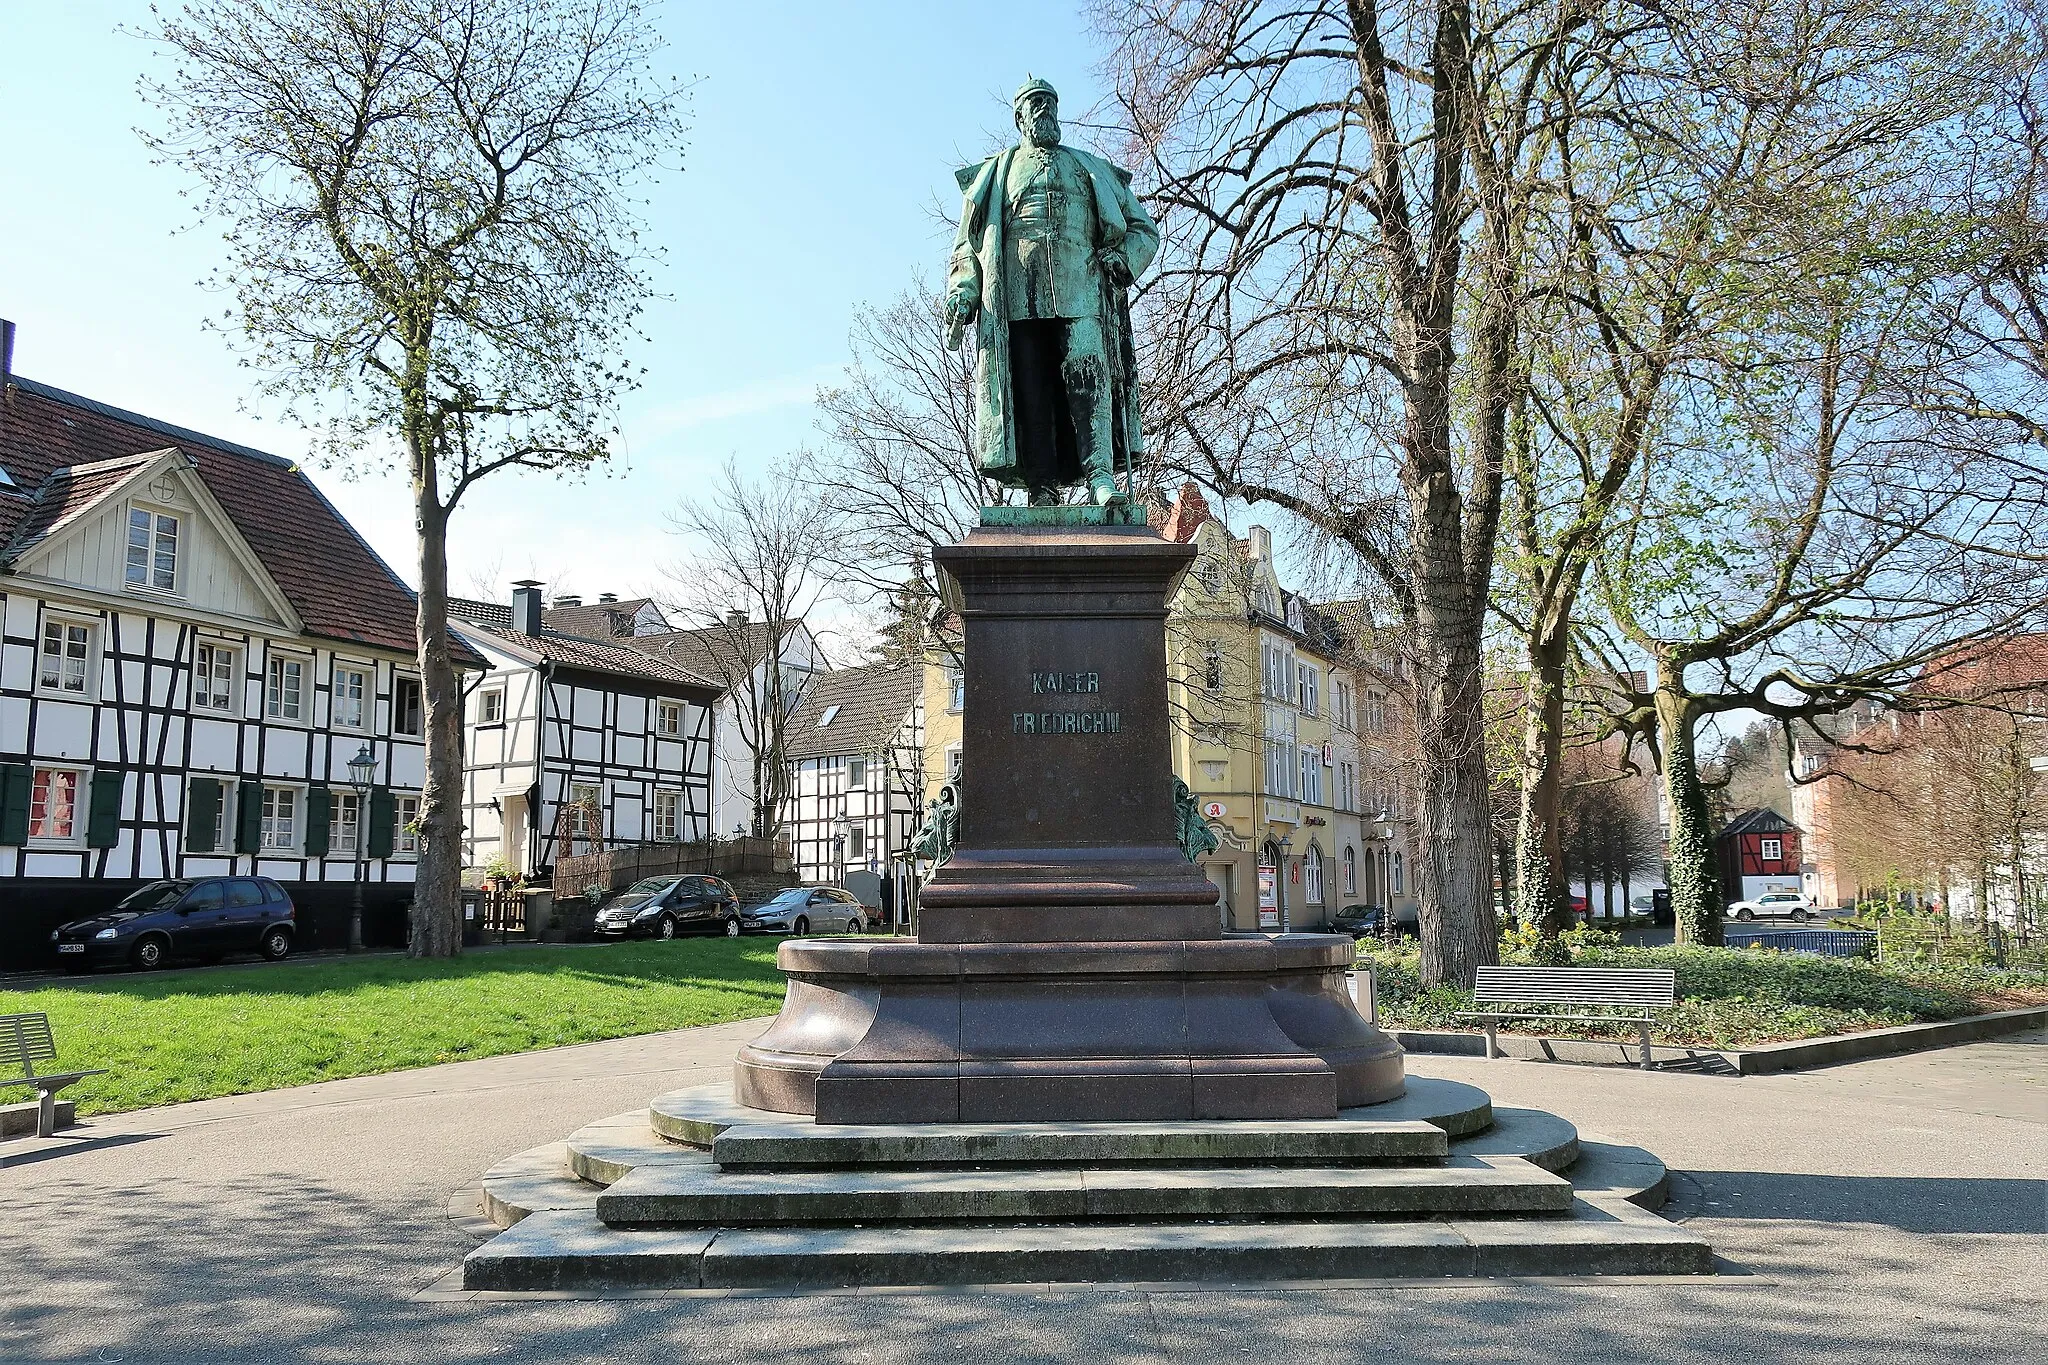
51;876;297;971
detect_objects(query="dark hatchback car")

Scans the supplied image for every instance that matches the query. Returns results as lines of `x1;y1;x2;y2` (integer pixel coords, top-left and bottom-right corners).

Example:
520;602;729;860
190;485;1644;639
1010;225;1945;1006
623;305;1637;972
741;886;873;937
592;875;742;939
52;876;297;971
1329;903;1389;938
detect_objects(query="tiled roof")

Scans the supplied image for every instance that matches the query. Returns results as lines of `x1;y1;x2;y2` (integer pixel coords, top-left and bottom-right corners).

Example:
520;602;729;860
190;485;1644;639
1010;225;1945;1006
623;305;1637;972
1;449;161;557
784;662;919;760
1160;480;1212;543
547;598;661;640
1722;806;1798;837
447;603;718;692
1;376;472;662
631;621;784;687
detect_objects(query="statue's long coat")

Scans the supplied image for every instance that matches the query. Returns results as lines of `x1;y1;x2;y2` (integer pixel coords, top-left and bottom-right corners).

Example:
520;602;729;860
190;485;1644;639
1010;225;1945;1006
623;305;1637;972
949;146;1160;485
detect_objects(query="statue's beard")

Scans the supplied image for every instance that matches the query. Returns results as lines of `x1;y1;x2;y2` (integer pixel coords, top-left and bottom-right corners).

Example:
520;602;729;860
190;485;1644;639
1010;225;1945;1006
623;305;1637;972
1023;114;1061;147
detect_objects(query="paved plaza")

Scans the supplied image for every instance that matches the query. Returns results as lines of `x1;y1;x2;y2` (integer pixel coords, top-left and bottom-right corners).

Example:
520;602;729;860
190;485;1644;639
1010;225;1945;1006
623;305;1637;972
2;1022;2041;1364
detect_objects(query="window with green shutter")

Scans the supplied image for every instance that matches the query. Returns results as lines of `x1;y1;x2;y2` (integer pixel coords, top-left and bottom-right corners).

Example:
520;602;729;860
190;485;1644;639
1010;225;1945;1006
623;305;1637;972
186;778;221;854
367;787;396;858
86;770;125;848
0;764;29;846
303;785;332;857
236;781;264;854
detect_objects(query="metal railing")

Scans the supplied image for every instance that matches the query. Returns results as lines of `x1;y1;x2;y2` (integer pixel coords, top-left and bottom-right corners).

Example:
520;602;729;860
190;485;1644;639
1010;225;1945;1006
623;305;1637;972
1724;928;1878;958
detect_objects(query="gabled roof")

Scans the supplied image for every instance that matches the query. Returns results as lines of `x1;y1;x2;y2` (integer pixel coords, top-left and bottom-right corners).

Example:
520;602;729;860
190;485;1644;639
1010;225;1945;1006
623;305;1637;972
784;662;919;760
1722;807;1800;837
446;599;718;692
631;621;789;687
1;375;469;660
547;598;663;640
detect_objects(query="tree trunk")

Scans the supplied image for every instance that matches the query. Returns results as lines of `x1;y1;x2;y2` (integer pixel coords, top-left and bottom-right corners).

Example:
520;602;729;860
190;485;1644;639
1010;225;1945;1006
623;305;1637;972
1656;684;1722;946
1411;625;1499;987
1601;818;1615;920
1514;636;1571;938
408;406;464;958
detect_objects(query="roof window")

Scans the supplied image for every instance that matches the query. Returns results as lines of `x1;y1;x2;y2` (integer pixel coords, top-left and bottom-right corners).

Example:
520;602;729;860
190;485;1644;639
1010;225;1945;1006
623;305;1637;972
818;704;841;727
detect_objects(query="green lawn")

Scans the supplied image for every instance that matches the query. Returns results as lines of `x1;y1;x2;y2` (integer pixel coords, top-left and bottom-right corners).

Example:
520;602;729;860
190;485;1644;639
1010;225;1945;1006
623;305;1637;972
2;939;788;1118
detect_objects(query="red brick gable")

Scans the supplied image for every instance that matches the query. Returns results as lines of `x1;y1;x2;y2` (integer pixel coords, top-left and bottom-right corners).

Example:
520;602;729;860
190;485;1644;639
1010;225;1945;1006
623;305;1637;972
1;376;463;661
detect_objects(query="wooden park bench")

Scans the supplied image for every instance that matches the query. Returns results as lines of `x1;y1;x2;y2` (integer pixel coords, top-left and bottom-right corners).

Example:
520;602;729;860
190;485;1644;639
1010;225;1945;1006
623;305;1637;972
1;1012;106;1138
1457;966;1678;1070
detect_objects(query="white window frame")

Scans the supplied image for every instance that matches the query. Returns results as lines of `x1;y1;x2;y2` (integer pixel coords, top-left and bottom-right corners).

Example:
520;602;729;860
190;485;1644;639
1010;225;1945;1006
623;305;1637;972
1299;664;1320;717
393;675;424;737
27;764;89;847
944;744;963;781
37;615;96;698
124;503;181;595
652;789;682;842
567;783;603;840
477;688;506;725
848;823;866;860
394;793;421;858
847;756;867;788
1760;837;1782;862
260;783;304;854
331;662;371;731
1344;846;1357;897
1300;748;1324;806
266;653;307;723
655;699;685;738
329;790;362;856
1304;846;1324;906
193;641;238;712
947;668;965;713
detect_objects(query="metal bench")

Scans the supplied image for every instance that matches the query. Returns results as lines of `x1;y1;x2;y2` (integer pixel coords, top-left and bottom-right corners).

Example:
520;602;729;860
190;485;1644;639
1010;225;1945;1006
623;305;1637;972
1456;966;1677;1070
1;1012;106;1137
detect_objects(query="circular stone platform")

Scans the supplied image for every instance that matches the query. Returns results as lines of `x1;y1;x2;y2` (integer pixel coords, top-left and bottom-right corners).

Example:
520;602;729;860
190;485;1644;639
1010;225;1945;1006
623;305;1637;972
733;934;1406;1123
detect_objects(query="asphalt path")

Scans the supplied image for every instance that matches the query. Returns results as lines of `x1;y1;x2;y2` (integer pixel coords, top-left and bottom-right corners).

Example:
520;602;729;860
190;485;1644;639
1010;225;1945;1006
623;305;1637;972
2;1018;2041;1364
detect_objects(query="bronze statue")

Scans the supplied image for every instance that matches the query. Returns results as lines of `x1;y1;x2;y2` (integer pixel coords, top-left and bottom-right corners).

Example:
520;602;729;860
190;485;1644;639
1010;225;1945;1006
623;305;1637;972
946;78;1159;510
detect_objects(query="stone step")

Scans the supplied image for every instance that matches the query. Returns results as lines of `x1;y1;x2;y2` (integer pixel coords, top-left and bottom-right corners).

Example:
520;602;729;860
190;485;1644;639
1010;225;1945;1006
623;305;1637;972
593;1154;1571;1227
708;1117;1448;1169
647;1074;1495;1150
463;1195;1711;1291
1448;1106;1580;1173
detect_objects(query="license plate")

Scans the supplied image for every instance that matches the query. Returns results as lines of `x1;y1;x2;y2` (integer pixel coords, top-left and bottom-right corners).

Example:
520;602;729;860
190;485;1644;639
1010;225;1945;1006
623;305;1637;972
57;943;85;954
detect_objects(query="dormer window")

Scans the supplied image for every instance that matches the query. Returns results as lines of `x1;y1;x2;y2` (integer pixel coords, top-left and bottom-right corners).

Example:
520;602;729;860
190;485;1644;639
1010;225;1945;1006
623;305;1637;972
126;506;180;592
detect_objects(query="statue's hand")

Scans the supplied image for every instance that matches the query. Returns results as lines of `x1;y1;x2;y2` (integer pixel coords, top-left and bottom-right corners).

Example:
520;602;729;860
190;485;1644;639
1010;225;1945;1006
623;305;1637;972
1098;249;1135;290
946;288;979;331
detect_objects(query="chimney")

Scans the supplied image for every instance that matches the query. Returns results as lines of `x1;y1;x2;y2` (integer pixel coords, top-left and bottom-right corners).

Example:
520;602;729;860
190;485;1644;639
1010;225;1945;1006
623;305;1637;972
510;579;544;635
1248;526;1272;562
598;592;618;604
726;607;748;629
554;593;582;609
1;319;14;389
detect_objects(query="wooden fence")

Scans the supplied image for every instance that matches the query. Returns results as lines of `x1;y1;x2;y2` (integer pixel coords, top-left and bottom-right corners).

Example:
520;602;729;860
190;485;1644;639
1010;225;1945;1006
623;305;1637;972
552;836;790;901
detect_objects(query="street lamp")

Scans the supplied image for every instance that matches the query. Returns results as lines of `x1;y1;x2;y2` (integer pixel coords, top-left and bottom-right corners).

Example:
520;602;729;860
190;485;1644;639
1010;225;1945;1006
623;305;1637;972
345;743;376;953
1278;833;1293;935
833;813;851;889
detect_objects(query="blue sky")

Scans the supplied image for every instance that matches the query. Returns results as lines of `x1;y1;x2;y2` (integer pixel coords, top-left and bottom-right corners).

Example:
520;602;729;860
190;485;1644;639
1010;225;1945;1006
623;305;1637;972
0;1;1107;617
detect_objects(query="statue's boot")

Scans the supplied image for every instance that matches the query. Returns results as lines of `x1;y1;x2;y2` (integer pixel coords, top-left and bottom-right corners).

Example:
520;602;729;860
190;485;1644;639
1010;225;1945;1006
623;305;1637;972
1029;485;1059;506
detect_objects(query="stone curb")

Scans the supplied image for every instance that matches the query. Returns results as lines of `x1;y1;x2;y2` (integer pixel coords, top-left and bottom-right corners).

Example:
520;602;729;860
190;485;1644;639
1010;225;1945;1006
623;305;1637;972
1393;1004;2047;1075
1717;1005;2048;1074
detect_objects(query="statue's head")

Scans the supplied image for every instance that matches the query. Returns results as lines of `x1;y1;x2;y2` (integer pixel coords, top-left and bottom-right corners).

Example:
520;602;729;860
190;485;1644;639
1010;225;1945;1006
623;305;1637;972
1014;77;1060;148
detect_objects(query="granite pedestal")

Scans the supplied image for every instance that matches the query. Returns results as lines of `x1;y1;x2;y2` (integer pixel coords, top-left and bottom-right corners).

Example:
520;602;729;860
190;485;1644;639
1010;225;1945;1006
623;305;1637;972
732;525;1405;1122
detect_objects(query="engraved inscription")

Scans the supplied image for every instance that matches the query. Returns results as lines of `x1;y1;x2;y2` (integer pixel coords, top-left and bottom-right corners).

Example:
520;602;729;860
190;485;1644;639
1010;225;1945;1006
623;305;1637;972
1031;671;1100;694
1013;710;1122;735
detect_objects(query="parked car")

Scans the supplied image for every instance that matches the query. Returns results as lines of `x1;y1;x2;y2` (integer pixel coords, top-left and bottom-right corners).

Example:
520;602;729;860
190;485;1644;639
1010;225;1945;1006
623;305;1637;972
742;886;873;936
592;875;741;939
50;877;297;971
1330;903;1390;938
1726;890;1814;922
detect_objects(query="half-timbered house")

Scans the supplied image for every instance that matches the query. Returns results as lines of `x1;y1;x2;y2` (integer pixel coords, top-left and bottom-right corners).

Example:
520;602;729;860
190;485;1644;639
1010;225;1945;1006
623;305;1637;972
1717;807;1806;906
0;360;475;967
447;586;719;878
783;662;923;924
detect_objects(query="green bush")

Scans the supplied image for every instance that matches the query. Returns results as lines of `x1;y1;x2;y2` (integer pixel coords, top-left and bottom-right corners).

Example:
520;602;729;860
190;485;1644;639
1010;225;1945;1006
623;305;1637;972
1352;936;2046;1046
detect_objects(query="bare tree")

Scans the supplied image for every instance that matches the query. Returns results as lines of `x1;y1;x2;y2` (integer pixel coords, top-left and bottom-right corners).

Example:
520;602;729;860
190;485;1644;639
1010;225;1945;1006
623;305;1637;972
141;0;685;954
1089;0;1628;987
657;458;839;841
